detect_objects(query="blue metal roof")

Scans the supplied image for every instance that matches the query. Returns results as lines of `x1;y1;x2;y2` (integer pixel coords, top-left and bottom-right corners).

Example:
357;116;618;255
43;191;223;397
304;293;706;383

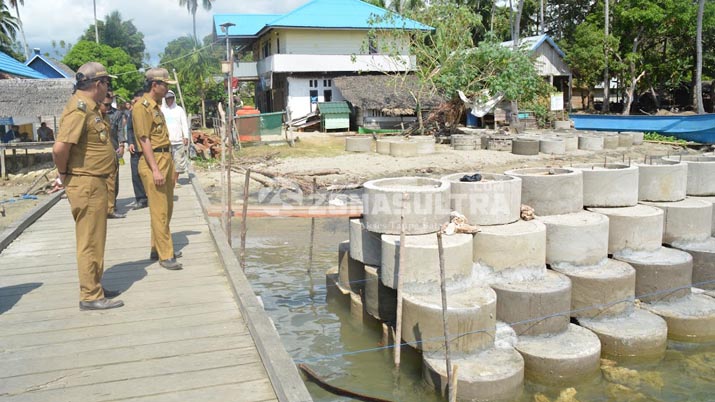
0;51;47;79
214;0;433;38
500;34;565;58
25;53;74;79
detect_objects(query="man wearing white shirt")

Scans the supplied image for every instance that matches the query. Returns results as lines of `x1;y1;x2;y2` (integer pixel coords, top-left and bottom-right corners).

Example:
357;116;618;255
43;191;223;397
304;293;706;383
160;90;190;187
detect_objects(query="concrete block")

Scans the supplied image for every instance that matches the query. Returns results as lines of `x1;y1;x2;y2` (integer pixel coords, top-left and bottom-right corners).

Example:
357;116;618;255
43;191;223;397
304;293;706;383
688;195;715;236
644;294;715;342
376;139;392;154
515;324;601;384
363;265;397;321
539;137;566;154
381;233;473;289
615;247;693;303
578;309;667;357
578;134;604;151
338;241;365;293
491;270;572;336
451;134;477;150
326;266;350;304
389;141;418;157
538;211;609;267
602;133;619;149
664;155;715;196
636;159;687;202
553;258;635;318
401;286;497;353
473;219;546;272
618;132;634;147
573;163;639;207
441;172;521;226
631;132;644;145
556;133;578;152
589;205;664;254
511;137;540;155
349;219;382;266
554;120;572;130
423;347;524;402
363;177;451;235
640;198;712;245
675;237;715;290
345;136;372;152
505;167;583;216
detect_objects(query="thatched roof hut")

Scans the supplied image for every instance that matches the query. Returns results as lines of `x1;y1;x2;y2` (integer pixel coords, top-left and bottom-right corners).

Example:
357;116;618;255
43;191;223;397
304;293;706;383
334;74;444;116
0;79;74;121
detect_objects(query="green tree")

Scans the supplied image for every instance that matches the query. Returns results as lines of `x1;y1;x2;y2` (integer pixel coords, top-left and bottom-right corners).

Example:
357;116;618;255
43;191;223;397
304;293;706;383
81;11;147;68
0;0;18;56
63;40;143;101
179;0;213;41
7;0;27;59
160;35;223;127
564;22;613;111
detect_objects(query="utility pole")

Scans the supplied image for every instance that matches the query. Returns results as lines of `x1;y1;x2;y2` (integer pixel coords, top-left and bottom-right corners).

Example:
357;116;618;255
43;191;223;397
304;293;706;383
540;0;544;35
93;0;99;43
603;0;610;113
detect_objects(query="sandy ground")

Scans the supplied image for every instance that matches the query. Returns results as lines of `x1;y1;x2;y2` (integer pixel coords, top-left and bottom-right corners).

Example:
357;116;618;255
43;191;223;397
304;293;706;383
0;160;57;232
195;130;703;203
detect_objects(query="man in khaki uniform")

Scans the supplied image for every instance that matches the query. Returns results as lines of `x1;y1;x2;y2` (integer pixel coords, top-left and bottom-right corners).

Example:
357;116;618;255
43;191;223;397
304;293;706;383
53;62;124;310
99;93;125;219
132;68;182;270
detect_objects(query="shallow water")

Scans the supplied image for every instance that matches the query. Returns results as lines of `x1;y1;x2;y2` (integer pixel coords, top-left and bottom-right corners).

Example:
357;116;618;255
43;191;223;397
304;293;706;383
237;217;715;402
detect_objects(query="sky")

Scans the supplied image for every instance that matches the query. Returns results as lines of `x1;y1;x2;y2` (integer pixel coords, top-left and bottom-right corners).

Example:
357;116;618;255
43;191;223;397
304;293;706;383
14;0;310;65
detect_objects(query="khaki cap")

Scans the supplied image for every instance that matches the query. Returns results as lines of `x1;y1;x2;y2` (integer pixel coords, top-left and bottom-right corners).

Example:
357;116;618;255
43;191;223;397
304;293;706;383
76;62;117;82
145;68;177;84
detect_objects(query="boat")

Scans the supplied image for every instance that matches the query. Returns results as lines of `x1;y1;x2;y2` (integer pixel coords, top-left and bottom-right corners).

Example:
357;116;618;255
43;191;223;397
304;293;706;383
569;113;715;143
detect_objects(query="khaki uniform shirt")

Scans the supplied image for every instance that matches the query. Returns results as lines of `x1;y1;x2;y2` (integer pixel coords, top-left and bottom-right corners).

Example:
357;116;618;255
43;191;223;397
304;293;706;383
131;94;170;152
57;93;116;176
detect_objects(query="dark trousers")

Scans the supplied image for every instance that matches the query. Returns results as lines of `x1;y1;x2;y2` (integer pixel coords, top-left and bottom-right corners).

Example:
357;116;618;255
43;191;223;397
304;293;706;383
130;152;147;203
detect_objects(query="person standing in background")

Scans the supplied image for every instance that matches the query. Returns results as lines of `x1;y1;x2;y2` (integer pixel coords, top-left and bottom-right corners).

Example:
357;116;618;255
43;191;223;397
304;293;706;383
160;90;190;188
102;93;126;219
126;91;148;209
37;122;54;141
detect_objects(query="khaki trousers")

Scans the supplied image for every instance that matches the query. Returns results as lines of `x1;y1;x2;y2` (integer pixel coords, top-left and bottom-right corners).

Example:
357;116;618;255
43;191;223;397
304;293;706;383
106;162;118;214
138;152;175;260
65;175;108;301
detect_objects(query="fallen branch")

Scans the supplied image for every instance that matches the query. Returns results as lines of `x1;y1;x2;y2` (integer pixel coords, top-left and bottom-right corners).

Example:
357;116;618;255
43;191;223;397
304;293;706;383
325;183;362;191
292;168;341;176
298;364;392;402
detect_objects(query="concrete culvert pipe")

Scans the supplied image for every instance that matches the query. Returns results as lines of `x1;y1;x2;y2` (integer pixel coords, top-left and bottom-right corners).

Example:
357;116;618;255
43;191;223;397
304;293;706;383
376;139;392;154
505;167;583;216
441;172;521;226
389;141;419;157
556;133;579;152
538;211;609;267
539;137;566;154
618;132;634;147
451;134;477;150
663;155;715;196
589;205;664;255
578;134;604;151
635;159;687;202
579;309;668;358
572;163;639;207
602;134;620;149
511;137;540;155
345;136;372;152
615;247;693;303
631;132;644;145
363;177;451;235
640;198;713;245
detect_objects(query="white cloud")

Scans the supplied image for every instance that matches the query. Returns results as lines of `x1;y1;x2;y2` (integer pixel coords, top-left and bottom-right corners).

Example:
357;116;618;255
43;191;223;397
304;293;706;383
16;0;310;64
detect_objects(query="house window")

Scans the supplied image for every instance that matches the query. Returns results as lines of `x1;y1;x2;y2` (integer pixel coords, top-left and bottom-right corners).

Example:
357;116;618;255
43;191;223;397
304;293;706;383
310;79;319;88
368;35;378;54
277;38;280;54
262;41;272;58
324;90;332;102
323;79;332;87
309;90;319;110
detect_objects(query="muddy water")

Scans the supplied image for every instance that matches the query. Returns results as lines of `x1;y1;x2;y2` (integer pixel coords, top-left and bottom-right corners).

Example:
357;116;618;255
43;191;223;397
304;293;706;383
237;217;715;401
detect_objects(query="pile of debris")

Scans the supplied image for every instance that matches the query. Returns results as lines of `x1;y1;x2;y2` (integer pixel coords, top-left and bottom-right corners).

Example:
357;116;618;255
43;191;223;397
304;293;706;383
192;130;221;159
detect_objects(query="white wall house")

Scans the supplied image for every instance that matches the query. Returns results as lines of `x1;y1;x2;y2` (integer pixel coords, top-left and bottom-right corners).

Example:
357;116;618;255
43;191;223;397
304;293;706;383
214;0;430;119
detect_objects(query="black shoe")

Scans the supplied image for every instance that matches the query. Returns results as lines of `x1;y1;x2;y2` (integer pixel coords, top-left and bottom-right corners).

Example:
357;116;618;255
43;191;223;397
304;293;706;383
79;298;124;311
108;211;126;219
160;258;183;270
150;250;182;260
131;201;148;210
103;288;122;298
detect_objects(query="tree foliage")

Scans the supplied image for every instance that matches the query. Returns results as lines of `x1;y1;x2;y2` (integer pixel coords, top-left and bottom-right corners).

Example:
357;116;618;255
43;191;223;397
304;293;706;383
81;11;146;68
63;40;143;101
0;0;18;55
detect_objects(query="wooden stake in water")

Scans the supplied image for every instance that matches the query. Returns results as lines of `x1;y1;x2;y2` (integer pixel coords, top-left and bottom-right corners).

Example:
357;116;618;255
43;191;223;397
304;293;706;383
394;193;408;367
308;177;318;272
437;230;453;402
240;168;250;270
449;365;459;402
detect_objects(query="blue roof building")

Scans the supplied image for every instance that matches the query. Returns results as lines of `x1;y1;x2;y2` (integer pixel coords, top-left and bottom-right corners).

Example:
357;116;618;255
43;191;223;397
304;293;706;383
213;0;433;119
0;50;47;79
25;48;75;79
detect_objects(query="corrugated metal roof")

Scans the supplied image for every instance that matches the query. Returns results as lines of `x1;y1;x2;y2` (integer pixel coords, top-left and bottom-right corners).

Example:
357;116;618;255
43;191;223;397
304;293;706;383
0;51;47;79
318;101;351;114
25;53;74;79
214;0;433;38
500;34;565;58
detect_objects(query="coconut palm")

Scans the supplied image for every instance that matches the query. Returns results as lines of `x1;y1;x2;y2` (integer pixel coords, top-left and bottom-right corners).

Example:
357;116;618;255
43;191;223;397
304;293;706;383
695;0;705;114
8;0;27;59
0;1;19;50
179;0;213;41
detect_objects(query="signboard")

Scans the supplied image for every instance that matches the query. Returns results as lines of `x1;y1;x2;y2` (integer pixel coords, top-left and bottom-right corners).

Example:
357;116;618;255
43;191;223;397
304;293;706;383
0;117;13;125
550;92;564;111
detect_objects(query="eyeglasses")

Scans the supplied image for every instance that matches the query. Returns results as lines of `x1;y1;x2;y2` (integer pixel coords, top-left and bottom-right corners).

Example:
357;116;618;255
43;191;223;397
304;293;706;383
102;102;112;107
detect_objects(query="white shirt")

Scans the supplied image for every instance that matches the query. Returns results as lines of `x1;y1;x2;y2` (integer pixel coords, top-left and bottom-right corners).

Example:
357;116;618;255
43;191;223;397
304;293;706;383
161;100;190;144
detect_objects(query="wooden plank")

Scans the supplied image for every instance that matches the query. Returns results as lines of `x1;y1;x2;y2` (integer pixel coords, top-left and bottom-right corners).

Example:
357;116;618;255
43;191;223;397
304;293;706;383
0;190;65;252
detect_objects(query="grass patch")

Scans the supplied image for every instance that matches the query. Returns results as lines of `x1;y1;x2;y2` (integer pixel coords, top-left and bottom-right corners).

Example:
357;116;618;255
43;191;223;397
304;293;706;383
643;132;688;144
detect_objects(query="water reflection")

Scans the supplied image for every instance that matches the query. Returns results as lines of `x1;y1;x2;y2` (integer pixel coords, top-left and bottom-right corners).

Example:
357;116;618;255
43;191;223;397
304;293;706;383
238;217;715;402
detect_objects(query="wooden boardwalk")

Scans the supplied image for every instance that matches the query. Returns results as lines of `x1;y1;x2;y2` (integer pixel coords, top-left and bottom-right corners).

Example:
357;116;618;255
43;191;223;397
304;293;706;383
0;163;309;401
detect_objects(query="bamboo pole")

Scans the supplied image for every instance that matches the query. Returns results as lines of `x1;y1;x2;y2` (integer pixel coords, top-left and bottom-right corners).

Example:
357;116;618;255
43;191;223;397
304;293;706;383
449;365;459;402
437;231;453;402
394;193;408;367
226;50;235;245
308;177;317;272
240;168;250;270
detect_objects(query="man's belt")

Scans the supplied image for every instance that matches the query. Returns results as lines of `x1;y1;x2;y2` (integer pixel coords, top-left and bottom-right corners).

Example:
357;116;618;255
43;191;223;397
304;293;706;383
152;147;170;152
66;172;110;179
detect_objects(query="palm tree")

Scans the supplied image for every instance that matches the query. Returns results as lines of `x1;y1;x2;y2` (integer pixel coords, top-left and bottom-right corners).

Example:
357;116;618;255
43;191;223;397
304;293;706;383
179;0;213;42
695;0;705;114
8;0;28;59
0;1;19;50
